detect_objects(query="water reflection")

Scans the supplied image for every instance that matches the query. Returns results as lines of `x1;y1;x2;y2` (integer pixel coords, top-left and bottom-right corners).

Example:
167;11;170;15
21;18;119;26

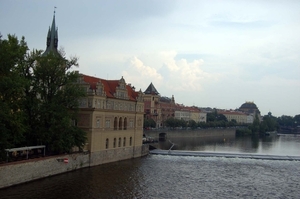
158;134;300;156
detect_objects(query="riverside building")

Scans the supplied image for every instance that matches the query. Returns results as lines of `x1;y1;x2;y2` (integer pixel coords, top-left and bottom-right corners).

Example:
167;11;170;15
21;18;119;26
143;82;207;128
43;13;146;165
76;74;145;166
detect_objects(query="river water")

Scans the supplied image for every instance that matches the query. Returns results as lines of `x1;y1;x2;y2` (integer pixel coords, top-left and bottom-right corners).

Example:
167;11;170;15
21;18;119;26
1;134;300;199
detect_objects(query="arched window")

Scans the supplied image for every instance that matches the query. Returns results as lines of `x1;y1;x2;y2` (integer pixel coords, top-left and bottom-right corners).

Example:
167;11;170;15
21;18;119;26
119;117;122;130
113;138;116;148
130;137;132;146
114;117;118;130
106;138;109;149
124;117;127;130
123;137;126;147
118;137;121;147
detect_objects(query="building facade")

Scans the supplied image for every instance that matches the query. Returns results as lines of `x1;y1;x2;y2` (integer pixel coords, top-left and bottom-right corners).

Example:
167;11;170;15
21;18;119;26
143;83;207;127
143;83;161;128
77;74;145;165
41;13;146;165
218;110;248;124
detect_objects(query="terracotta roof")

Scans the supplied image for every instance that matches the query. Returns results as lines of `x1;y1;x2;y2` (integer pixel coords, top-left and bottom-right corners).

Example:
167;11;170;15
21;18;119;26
82;74;139;101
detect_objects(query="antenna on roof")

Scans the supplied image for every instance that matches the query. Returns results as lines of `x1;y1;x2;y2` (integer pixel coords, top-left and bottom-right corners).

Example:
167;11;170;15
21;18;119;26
54;6;57;15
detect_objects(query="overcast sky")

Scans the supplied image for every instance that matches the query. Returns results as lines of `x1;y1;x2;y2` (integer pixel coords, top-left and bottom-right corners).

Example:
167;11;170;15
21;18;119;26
1;0;300;117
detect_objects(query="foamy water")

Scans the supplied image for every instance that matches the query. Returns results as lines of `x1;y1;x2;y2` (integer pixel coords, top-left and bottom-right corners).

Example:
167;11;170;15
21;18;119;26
1;155;299;199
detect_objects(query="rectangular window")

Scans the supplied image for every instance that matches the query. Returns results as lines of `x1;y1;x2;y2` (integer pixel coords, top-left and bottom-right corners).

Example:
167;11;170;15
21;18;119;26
129;121;134;128
105;120;110;128
118;138;121;147
106;138;109;149
96;119;100;128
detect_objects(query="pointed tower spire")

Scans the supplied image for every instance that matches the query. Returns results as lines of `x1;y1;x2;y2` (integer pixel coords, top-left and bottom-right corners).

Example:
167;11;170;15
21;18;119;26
144;82;159;95
42;8;59;56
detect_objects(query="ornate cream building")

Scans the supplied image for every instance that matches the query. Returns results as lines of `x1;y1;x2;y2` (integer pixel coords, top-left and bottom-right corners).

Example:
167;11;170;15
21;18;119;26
41;13;146;166
143;83;207;127
218;110;248;124
77;74;145;166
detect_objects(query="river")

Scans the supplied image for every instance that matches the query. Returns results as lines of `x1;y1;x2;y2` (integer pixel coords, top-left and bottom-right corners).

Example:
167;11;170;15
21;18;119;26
1;134;299;199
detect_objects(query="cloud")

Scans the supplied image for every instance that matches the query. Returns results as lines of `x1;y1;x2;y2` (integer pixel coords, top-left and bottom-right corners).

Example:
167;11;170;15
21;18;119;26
122;56;163;90
159;51;220;92
122;51;221;95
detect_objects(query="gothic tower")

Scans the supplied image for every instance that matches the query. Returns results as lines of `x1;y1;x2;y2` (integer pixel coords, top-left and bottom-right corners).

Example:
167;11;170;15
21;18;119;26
42;11;59;56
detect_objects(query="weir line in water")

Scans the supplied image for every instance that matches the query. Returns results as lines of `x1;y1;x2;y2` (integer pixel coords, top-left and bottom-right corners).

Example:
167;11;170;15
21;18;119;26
150;149;300;161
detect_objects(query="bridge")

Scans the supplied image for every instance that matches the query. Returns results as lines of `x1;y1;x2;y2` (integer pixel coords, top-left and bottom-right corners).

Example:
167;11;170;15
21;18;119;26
150;149;300;161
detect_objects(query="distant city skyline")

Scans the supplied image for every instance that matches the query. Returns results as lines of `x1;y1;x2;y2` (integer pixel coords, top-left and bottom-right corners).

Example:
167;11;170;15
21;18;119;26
1;0;299;117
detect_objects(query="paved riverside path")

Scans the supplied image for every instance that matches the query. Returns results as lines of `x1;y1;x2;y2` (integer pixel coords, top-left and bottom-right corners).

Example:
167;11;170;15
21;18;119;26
150;149;300;161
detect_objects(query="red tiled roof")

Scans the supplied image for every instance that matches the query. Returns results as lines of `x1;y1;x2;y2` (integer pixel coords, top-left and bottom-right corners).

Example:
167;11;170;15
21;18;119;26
82;74;139;101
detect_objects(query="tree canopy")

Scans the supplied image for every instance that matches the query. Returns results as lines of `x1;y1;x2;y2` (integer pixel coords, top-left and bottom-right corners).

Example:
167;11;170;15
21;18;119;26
0;35;86;161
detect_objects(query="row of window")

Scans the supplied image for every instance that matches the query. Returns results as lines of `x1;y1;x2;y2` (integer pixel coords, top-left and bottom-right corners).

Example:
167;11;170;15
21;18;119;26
105;137;132;149
79;98;136;111
96;117;134;130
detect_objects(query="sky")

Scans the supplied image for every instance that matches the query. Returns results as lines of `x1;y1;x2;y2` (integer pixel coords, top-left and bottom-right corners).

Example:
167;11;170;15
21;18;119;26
1;0;300;117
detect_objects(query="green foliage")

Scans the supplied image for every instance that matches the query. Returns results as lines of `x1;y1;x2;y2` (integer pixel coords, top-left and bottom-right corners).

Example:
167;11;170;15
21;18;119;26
278;115;296;127
249;113;260;134
259;112;278;133
188;120;197;129
0;35;28;159
165;117;177;128
236;128;252;136
144;118;156;128
207;111;228;122
0;35;87;160
28;52;86;153
207;111;217;122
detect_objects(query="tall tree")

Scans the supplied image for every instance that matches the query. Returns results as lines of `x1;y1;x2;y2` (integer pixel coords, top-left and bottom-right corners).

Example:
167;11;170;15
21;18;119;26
0;35;29;160
1;34;87;159
31;52;87;153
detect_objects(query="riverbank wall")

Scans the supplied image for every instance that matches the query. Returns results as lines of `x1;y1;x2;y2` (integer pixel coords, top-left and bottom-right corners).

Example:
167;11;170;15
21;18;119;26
144;128;236;139
0;145;149;189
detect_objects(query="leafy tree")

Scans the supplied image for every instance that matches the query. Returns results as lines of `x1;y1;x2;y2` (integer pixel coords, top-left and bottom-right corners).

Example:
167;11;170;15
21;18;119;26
259;112;278;133
0;34;87;159
144;118;156;128
249;113;260;134
207;111;217;122
277;115;294;127
216;114;227;122
165;117;176;128
179;119;187;128
188;120;197;129
0;35;28;160
294;114;300;127
31;52;87;153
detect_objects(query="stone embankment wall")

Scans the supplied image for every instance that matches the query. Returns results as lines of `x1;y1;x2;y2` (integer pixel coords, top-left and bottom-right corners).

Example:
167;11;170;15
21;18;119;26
144;128;236;139
0;145;149;189
90;145;149;166
0;153;90;189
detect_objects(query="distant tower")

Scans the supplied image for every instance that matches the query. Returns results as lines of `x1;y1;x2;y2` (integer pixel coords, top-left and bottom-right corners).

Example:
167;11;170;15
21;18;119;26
42;9;59;56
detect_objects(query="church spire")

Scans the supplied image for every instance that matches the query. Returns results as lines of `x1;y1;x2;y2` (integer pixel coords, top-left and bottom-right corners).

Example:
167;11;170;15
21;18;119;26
42;8;59;56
